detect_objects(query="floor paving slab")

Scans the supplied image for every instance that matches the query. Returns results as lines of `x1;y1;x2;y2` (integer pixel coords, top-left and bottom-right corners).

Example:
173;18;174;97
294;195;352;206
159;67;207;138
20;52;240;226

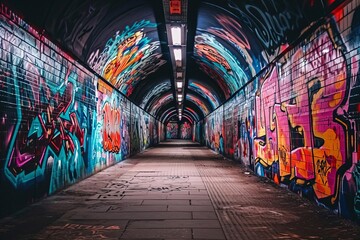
142;199;190;205
167;205;214;212
108;205;168;212
190;199;213;205
192;211;219;220
120;228;192;239
127;219;221;229
167;194;210;200
192;228;226;240
64;211;192;220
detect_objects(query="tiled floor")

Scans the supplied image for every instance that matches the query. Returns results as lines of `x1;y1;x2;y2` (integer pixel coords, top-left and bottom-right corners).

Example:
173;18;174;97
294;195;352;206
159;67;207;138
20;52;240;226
0;140;360;239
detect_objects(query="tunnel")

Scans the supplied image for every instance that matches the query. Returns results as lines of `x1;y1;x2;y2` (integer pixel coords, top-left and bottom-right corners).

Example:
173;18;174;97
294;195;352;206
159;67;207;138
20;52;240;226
1;0;360;239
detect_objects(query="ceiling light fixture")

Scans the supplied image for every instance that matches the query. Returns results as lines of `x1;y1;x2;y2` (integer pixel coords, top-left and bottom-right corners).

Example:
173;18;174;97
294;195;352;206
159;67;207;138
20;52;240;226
174;48;182;61
176;72;183;78
176;81;183;88
171;26;181;45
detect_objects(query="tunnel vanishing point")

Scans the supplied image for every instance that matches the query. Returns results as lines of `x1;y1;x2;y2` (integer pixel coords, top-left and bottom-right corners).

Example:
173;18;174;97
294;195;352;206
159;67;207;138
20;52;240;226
1;0;360;238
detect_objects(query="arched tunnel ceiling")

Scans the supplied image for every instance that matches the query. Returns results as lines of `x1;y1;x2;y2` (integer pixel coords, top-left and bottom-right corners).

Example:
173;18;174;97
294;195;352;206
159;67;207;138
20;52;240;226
4;0;343;123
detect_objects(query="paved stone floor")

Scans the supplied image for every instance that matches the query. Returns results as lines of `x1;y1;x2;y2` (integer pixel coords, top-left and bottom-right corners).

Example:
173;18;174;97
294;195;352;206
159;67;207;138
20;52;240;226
1;140;360;239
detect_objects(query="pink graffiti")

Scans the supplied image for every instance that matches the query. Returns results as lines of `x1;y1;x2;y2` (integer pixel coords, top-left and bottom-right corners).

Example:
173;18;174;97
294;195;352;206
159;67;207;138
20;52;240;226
255;29;348;199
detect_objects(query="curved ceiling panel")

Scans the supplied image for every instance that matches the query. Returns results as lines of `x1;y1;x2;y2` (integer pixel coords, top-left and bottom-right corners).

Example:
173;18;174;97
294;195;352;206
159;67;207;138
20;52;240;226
4;0;340;122
88;19;165;96
194;31;249;94
157;101;202;124
161;108;177;124
185;101;205;120
193;0;332;103
196;2;268;76
165;111;194;125
186;93;210;116
194;2;257;96
4;0;171;114
148;93;174;116
188;79;220;109
220;0;329;56
156;102;178;122
131;67;172;105
185;107;200;122
181;114;194;124
141;82;172;110
192;59;232;99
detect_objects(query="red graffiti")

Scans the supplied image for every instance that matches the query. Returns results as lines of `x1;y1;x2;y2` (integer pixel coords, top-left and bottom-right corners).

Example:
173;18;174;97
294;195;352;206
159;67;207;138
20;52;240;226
102;102;121;153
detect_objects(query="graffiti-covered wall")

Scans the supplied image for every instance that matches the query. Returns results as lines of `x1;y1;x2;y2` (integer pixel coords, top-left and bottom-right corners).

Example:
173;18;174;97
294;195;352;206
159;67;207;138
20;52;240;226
165;121;193;139
197;1;360;221
180;121;192;139
0;10;163;216
204;106;224;154
166;122;178;139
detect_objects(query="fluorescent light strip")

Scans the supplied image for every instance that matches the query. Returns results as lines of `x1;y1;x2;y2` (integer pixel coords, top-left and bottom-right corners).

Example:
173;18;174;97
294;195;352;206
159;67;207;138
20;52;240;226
171;26;181;46
176;81;183;88
174;49;182;61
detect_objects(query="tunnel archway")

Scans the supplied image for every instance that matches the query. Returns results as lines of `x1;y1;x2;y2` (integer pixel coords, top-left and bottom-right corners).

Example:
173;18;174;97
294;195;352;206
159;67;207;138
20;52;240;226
1;0;360;224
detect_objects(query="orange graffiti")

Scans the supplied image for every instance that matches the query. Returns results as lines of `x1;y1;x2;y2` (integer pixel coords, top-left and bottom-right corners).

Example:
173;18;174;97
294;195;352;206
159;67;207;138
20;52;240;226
102;102;121;153
103;31;145;86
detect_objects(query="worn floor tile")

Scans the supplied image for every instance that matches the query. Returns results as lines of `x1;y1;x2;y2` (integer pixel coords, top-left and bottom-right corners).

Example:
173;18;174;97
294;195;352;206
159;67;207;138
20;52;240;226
193;228;226;239
120;228;192;239
127;219;221;229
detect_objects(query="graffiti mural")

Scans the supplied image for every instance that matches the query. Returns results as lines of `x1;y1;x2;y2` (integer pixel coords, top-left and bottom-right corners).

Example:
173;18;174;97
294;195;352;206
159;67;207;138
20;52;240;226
180;121;192;139
194;33;248;94
186;94;210;116
140;111;150;150
185;107;200;122
140;82;171;110
94;80;129;170
0;9;164;216
130;104;155;154
102;102;121;153
199;1;360;221
149;93;174;116
0;13;95;195
159;121;165;142
130;105;141;154
121;99;131;158
223;97;234;158
254;25;350;196
88;20;166;96
189;80;220;109
196;61;232;99
206;13;266;76
226;0;326;56
205;106;224;153
166;122;178;139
